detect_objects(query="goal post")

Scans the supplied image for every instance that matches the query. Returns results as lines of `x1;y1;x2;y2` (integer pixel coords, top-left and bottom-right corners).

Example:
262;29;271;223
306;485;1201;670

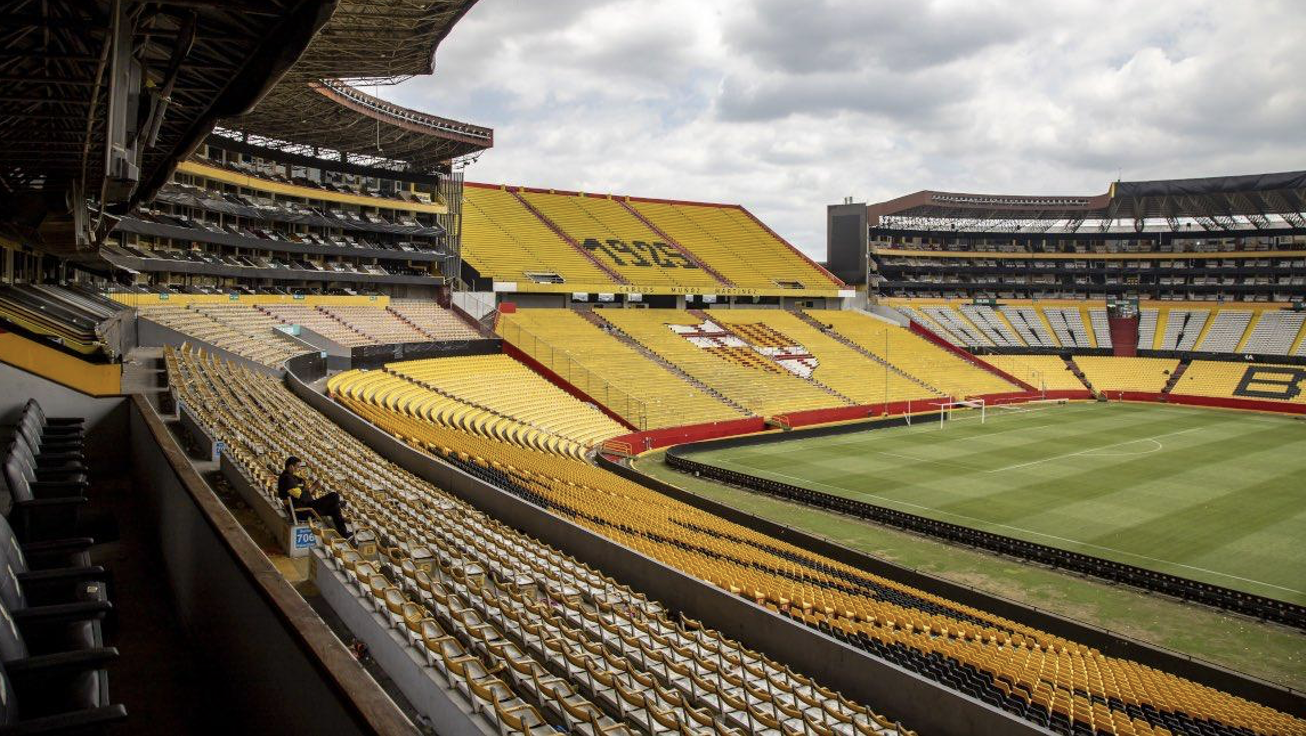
938;399;985;428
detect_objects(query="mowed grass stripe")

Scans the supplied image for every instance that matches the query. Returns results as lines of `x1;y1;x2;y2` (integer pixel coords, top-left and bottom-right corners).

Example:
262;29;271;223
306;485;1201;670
691;403;1306;603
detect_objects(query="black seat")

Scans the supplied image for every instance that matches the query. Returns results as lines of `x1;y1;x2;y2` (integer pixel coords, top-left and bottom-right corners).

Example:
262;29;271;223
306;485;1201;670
0;514;94;576
0;615;125;734
0;458;87;544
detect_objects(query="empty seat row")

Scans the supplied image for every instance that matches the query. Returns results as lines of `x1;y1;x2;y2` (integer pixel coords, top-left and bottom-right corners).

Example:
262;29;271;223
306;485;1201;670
169;346;910;736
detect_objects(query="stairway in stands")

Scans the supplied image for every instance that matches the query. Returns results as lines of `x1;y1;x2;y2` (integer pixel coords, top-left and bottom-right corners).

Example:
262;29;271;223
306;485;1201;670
687;309;857;406
790;309;946;397
1109;314;1140;357
580;310;754;416
1161;359;1191;398
1064;356;1100;398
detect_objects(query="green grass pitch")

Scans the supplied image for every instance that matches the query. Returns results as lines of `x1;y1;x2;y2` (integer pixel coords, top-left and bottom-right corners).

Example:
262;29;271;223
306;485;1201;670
685;402;1306;604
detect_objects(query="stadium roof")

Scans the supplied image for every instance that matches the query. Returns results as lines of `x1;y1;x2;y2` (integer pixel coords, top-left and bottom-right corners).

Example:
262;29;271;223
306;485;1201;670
0;0;336;254
216;0;492;172
866;171;1306;234
220;79;493;171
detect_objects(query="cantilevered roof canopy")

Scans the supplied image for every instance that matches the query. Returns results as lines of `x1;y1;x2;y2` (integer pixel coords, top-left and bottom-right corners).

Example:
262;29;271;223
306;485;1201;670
0;0;337;253
867;171;1306;234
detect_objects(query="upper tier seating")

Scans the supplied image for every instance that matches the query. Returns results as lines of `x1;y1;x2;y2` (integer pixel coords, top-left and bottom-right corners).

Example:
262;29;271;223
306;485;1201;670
1240;310;1306;355
461;186;614;284
328;369;1305;736
388;301;482;341
960;305;1020;346
1138;310;1159;351
817;311;1020;398
630;200;839;290
0;284;129;359
1075;357;1179;394
999;306;1057;347
388;355;628;450
461;186;840;291
138;304;305;366
1157;309;1209;351
520;192;721;288
983;356;1086;392
170;347;908;736
1195;310;1253;353
598;310;841;416
1172;361;1306;405
1042;307;1092;349
1089;308;1113;348
497;310;742;429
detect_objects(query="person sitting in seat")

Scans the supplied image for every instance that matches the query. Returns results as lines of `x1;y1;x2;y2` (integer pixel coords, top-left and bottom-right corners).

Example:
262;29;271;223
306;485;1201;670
277;456;348;537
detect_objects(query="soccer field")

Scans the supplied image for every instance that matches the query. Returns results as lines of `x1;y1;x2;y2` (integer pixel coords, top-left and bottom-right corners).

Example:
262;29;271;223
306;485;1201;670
686;402;1306;604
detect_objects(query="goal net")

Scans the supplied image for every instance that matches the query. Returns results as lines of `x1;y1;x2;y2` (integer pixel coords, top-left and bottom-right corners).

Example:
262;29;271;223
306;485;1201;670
938;399;985;428
990;397;1069;418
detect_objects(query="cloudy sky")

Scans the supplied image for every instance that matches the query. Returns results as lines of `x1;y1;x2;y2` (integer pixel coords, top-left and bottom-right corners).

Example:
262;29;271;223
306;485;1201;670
387;0;1305;259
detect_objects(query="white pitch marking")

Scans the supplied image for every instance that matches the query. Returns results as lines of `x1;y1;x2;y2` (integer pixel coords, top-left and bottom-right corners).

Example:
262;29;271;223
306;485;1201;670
710;458;1306;596
985;427;1203;473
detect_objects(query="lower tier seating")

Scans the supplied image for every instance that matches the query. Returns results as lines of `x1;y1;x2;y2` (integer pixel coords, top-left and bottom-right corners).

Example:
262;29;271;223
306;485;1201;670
497;309;747;429
816;311;1019;398
328;372;1303;736
168;346;908;736
598;310;843;416
388;300;482;341
983;356;1087;392
1075;357;1180;394
1172;361;1306;405
138;304;306;367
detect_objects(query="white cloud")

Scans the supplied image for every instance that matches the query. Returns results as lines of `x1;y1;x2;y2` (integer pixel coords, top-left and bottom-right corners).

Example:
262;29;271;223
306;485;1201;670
387;0;1306;259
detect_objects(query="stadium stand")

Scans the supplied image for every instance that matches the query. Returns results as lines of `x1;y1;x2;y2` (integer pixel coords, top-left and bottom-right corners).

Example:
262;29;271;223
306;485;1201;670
0;284;130;360
597;310;842;415
1089;308;1114;348
461;185;615;285
1157;309;1209;351
705;309;930;406
138;304;306;366
1195;310;1254;353
388;356;628;449
631;201;840;290
1240;310;1306;355
335;368;597;460
519;192;722;288
1075;357;1180;394
319;306;430;344
260;304;373;347
983;355;1086;392
388;300;482;341
460;185;844;294
497;309;744;429
849;174;1306;303
1172;361;1306;405
817;311;1019;398
171;346;911;736
329;366;1305;736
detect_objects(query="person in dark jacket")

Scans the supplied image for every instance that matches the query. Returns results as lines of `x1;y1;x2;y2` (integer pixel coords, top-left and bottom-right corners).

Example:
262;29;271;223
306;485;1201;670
276;456;348;537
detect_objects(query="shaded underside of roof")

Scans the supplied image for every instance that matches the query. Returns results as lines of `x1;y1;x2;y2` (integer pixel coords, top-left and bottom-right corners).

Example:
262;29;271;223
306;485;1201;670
223;79;492;170
0;0;337;254
277;0;480;85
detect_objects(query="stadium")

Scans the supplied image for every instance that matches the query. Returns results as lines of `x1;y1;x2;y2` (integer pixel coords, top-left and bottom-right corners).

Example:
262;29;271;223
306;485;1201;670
0;1;1302;735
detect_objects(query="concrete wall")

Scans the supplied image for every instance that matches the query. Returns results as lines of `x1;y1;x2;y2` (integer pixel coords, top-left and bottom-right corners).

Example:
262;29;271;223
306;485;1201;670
129;396;417;736
284;367;1044;735
0;361;128;476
